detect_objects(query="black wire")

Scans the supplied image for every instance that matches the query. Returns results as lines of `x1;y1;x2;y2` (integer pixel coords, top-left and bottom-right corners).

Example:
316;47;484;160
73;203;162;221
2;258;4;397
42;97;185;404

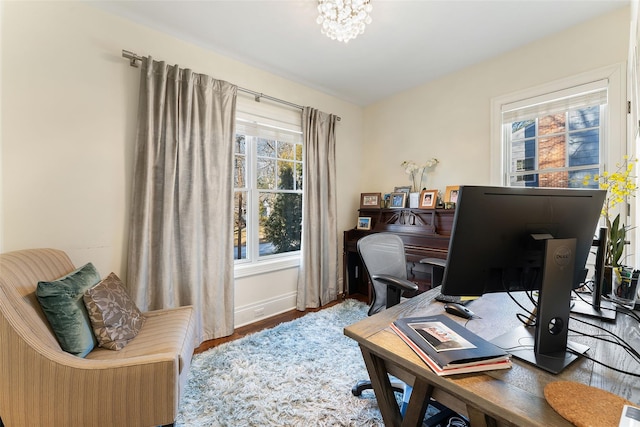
567;346;640;378
569;316;640;361
503;284;640;376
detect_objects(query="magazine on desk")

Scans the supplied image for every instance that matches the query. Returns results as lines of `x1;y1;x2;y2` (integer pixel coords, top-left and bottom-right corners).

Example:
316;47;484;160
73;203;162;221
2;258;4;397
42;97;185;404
390;314;512;376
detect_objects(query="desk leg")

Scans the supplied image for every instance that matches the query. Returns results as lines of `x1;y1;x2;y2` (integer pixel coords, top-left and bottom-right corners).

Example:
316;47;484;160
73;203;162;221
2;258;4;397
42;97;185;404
402;378;432;427
360;346;432;427
466;405;498;427
360;347;403;427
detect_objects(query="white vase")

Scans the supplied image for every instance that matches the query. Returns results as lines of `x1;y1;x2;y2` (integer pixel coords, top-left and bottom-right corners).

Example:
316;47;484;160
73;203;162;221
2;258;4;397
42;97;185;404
409;192;420;208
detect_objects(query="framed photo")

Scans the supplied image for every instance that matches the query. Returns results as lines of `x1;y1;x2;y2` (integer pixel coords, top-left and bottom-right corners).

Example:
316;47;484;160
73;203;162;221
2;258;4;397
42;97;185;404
357;217;372;230
445;185;460;204
389;192;407;208
419;189;438;209
394;186;412;195
360;192;381;209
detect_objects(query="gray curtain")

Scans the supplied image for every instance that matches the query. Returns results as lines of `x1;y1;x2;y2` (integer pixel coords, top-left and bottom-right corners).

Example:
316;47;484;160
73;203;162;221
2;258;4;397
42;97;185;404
296;107;338;310
127;57;237;344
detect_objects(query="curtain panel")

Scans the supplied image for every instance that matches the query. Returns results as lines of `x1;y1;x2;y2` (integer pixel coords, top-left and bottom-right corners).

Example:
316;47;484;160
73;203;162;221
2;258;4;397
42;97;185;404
296;107;339;310
127;57;237;344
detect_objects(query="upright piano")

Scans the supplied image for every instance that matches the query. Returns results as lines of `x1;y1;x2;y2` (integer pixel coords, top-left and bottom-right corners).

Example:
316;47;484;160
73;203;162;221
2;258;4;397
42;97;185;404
343;207;455;302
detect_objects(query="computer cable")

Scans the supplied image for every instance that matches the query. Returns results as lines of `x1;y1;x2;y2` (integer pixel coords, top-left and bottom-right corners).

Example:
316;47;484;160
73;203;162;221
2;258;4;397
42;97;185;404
569;315;640;361
567;347;640;378
446;416;469;427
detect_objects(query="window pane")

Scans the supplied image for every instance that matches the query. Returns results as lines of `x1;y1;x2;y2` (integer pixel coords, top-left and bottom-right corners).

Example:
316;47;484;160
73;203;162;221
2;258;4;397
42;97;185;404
508;173;538;187
235;134;246;154
296;162;303;191
538;170;569;188
510;138;536;173
278;161;295;190
257;158;276;189
538;135;565;170
569;129;599;167
511;120;535;140
539;113;565;135
257;138;276;157
259;191;302;256
277;141;295;160
233;191;247;260
569;106;599;130
569;168;599;189
234;154;246;188
296;143;302;161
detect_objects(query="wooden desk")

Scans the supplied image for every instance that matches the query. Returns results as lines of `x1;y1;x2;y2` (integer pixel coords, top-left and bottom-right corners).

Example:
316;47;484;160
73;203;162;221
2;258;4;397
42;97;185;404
344;288;640;427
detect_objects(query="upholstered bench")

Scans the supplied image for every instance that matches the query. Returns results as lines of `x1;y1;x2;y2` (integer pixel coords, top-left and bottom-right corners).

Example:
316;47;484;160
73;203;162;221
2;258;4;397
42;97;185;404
0;248;197;427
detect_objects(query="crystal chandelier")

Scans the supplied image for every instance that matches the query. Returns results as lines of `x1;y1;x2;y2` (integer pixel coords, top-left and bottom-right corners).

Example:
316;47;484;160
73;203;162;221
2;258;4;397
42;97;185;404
316;0;373;43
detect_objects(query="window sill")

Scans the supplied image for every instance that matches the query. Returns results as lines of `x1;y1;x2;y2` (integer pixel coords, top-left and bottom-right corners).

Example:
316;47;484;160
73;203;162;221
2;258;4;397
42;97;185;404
234;255;301;279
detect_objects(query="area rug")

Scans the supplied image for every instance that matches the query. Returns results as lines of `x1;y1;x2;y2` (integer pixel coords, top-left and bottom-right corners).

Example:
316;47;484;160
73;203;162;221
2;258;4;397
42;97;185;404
175;299;387;426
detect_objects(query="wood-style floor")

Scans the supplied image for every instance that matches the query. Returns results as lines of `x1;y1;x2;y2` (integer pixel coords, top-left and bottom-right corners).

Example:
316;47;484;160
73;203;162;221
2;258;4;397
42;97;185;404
194;293;368;354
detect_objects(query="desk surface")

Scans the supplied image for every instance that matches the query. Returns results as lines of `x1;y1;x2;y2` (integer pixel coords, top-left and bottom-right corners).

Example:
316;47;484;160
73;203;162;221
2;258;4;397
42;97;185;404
344;288;640;427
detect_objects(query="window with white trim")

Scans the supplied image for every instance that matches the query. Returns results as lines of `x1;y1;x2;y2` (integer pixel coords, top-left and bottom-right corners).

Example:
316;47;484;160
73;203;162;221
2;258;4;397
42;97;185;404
501;81;608;189
233;97;303;270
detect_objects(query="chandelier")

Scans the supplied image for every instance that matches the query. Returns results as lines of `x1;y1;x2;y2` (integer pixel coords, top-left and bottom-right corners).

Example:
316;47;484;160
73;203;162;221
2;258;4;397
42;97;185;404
316;0;373;43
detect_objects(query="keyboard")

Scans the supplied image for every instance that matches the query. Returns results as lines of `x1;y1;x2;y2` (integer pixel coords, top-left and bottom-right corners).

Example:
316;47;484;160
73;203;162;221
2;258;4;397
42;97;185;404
435;293;473;306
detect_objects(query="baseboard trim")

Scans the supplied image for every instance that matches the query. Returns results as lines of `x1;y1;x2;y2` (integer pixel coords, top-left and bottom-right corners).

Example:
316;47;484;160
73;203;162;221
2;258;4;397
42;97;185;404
234;292;297;328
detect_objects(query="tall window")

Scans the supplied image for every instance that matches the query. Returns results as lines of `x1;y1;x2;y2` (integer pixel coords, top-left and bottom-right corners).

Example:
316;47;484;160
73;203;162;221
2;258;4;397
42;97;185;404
501;81;608;189
233;101;303;267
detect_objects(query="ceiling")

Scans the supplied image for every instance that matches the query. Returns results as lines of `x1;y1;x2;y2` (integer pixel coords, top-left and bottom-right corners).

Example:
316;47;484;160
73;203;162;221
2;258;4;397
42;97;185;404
92;0;629;106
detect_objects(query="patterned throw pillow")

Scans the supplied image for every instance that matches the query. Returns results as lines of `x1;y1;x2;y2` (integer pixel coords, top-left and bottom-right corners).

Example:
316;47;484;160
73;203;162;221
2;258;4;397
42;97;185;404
83;273;145;350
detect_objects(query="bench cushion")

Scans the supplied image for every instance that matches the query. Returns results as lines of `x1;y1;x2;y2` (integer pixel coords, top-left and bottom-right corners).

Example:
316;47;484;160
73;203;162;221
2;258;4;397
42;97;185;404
86;305;195;374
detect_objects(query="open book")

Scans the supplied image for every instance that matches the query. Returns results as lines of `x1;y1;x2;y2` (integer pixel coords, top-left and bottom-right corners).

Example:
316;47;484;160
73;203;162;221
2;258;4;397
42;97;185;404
391;315;511;376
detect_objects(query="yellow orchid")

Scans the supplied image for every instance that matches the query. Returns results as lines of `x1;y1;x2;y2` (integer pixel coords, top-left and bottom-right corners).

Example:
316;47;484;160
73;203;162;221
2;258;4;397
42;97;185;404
583;156;637;267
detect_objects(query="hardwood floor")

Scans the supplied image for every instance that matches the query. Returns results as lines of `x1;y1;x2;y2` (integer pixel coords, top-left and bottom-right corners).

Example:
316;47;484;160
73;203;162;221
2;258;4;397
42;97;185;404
194;293;368;354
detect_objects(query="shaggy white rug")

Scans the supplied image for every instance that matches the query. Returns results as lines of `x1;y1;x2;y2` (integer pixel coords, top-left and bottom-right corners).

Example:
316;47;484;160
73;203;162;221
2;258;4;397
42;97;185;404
175;299;387;426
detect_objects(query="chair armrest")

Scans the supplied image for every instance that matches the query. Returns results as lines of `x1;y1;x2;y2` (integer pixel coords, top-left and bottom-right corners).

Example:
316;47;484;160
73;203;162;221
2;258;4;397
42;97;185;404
371;274;419;292
419;257;446;267
419;258;446;287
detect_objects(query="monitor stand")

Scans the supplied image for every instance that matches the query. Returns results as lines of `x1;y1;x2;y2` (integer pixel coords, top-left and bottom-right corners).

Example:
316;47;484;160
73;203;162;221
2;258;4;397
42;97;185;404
571;227;617;321
571;298;617;321
491;237;589;375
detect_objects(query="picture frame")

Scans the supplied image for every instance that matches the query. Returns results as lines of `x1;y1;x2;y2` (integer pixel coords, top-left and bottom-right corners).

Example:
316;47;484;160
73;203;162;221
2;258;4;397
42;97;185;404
419;189;438;209
360;192;381;209
394;185;412;195
389;192;407;209
357;216;372;230
444;185;460;204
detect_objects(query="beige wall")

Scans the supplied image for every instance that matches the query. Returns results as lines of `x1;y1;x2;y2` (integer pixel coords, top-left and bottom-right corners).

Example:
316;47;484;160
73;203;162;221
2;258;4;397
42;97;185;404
362;6;630;196
0;1;363;325
0;2;631;325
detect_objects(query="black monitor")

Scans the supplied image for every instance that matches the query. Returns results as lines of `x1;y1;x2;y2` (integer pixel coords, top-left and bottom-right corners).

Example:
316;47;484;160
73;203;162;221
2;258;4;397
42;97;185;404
440;185;606;373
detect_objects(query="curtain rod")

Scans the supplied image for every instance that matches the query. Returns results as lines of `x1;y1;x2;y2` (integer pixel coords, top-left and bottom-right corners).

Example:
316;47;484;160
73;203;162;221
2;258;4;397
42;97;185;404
122;50;341;121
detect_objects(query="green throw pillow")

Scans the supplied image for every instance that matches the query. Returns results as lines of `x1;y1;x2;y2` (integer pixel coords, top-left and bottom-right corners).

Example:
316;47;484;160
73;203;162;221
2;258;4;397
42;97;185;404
36;262;101;357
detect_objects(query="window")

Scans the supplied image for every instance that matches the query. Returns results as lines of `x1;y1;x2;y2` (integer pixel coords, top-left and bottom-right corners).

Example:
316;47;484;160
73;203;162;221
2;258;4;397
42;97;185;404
233;99;303;272
490;65;625;189
501;81;607;189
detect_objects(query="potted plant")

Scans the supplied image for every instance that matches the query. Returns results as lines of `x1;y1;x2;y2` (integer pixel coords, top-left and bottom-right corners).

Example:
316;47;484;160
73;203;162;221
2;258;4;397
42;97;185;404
583;156;637;294
401;158;439;207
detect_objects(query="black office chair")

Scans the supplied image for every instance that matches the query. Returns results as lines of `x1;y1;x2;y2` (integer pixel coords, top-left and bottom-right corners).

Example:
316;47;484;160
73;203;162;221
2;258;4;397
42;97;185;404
351;233;418;398
351;233;461;425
